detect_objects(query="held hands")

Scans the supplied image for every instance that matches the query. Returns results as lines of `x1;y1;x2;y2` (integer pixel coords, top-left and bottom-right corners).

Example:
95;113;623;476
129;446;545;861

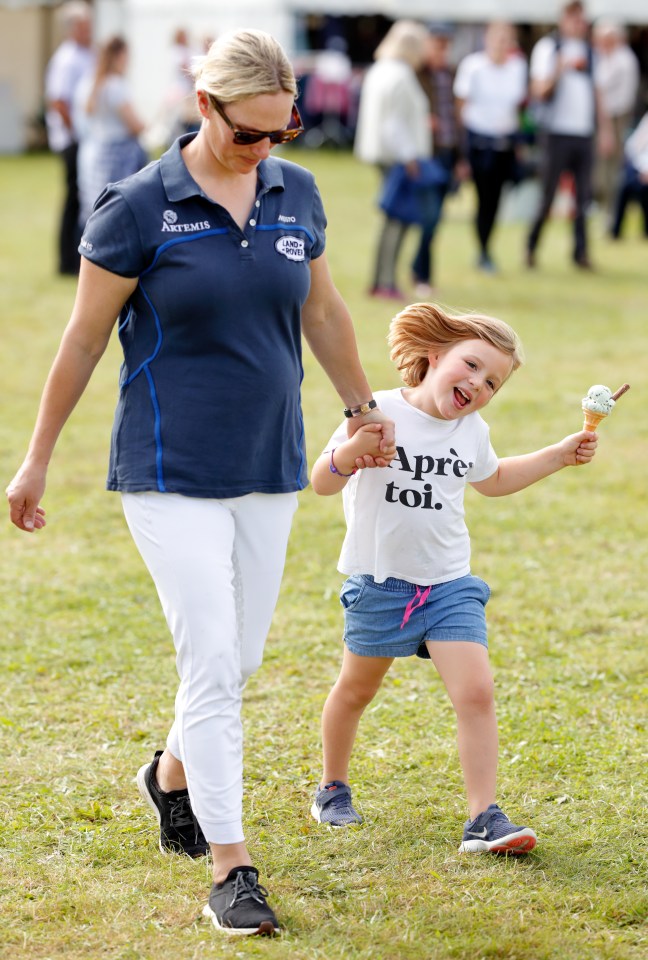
339;423;396;472
346;407;396;467
558;430;599;467
6;462;47;533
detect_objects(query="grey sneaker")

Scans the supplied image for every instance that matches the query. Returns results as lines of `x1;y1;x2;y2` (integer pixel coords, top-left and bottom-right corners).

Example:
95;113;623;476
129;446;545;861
202;866;279;936
136;750;209;858
310;780;363;827
459;803;536;854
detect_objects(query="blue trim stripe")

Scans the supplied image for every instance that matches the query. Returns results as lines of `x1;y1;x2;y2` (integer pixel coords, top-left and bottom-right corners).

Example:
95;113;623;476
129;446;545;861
144;365;165;492
141;227;229;276
121;283;162;387
118;304;133;334
255;223;315;244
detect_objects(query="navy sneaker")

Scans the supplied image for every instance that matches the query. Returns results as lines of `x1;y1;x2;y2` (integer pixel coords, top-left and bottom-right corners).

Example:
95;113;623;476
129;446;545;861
459;803;536;854
202;866;279;936
136;750;209;858
311;780;363;827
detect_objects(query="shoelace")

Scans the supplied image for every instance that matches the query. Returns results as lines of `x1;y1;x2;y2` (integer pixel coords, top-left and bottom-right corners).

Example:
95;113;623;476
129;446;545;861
168;794;196;830
327;789;351;811
229;870;270;908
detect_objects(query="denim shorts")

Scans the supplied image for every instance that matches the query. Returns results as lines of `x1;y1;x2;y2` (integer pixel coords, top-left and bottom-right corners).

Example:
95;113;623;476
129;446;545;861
340;574;490;659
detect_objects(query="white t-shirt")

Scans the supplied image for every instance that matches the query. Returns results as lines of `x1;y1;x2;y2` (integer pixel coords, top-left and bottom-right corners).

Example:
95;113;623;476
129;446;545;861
453;52;527;138
530;36;596;136
45;39;95;152
626;113;648;175
326;388;498;586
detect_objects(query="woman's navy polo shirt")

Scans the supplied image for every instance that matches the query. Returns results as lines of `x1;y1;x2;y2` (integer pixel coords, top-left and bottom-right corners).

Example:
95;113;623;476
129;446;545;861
79;134;326;499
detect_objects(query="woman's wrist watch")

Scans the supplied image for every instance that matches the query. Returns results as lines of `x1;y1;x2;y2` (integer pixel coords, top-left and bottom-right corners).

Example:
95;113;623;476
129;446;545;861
343;399;377;419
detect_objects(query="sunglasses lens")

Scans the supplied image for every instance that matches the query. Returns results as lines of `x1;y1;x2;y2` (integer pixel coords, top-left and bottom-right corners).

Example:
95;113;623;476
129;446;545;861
234;132;264;145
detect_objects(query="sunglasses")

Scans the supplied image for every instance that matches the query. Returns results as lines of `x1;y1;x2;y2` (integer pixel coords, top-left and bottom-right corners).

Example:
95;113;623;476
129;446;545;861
208;96;304;145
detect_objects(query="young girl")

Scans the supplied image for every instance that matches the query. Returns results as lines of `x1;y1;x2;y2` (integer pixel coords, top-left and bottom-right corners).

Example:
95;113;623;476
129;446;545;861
310;302;598;853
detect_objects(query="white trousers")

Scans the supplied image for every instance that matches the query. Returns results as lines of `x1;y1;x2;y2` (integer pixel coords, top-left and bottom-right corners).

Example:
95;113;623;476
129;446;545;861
121;490;298;844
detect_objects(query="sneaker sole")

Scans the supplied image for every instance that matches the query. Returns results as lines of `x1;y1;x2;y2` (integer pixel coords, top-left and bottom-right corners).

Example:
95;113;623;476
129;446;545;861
459;829;537;854
136;763;169;855
310;801;362;827
202;903;278;936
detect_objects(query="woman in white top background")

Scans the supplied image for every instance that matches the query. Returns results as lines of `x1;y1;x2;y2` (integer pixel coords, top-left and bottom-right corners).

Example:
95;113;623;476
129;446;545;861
454;22;527;273
354;20;432;299
76;36;148;226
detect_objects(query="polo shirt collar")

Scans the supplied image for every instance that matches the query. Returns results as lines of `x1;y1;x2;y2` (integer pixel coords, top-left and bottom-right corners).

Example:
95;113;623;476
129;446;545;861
160;133;286;202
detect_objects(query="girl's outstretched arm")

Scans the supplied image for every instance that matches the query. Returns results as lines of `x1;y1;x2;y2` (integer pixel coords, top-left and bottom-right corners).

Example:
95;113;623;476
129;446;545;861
471;431;598;498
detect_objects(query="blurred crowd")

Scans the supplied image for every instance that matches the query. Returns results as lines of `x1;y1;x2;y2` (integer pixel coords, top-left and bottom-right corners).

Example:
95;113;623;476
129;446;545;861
44;0;648;282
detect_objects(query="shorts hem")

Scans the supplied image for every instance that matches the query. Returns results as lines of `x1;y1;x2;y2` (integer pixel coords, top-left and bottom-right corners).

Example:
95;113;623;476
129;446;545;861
344;632;487;658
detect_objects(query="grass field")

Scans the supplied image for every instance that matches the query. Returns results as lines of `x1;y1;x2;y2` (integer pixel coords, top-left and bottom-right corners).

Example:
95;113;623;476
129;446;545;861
0;150;646;960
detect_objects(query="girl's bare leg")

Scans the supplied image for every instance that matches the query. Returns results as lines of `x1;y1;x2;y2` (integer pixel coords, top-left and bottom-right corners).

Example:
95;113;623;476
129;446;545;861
320;647;393;785
425;641;498;820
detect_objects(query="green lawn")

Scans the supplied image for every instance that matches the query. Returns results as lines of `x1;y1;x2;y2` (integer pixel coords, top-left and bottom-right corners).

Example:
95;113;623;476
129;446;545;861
0;151;646;960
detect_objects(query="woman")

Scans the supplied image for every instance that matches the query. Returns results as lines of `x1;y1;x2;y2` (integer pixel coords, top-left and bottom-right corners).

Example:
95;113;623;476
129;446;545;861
76;35;147;225
454;22;527;272
7;30;394;937
354;20;431;299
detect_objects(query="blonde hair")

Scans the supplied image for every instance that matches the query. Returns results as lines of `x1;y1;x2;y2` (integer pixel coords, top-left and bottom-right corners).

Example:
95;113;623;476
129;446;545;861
374;20;429;69
193;29;297;103
388;302;524;387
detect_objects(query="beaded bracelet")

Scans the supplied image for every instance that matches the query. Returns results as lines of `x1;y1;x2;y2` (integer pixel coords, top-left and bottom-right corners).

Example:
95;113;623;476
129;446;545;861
329;448;357;477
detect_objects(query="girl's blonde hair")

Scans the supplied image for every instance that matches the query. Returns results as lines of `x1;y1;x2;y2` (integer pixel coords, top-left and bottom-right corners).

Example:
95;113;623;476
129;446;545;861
193;29;297;103
388;302;524;387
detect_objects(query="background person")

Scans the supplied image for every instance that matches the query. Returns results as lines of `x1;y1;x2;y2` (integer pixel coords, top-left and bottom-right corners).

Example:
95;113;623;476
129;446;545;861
44;0;94;275
354;20;432;300
413;22;460;296
76;36;148;226
526;1;613;271
454;22;527;273
610;110;648;238
7;29;394;938
593;19;640;229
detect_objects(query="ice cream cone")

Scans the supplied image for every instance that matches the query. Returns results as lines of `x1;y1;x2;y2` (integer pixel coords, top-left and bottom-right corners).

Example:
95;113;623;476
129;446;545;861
582;405;607;432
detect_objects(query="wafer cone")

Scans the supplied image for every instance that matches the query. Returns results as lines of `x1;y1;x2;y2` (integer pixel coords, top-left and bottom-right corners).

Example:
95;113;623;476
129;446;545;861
582;404;607;432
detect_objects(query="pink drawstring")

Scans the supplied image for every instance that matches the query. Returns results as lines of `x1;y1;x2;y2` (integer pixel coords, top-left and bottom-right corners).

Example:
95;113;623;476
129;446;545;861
400;585;432;629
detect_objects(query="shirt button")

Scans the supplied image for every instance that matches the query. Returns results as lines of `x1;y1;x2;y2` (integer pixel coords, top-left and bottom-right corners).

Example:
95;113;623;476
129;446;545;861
255;200;260;208
241;240;249;248
249;219;256;226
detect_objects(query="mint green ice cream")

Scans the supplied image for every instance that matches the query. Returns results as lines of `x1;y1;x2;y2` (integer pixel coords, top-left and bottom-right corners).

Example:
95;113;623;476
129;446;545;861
582;384;615;415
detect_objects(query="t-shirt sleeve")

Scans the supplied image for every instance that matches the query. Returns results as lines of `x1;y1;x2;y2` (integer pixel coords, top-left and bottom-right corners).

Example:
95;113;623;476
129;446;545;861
466;420;499;482
530;37;556;82
79;186;146;277
311;181;327;259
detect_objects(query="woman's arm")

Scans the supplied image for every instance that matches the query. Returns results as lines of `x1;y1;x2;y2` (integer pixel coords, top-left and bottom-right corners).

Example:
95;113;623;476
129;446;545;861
301;253;395;453
6;259;138;531
470;431;598;498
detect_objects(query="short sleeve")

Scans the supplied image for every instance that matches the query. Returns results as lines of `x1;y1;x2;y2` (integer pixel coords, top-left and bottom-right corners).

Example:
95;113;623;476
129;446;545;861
79;186;146;277
466;421;499;482
311;181;327;259
530;37;556;83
